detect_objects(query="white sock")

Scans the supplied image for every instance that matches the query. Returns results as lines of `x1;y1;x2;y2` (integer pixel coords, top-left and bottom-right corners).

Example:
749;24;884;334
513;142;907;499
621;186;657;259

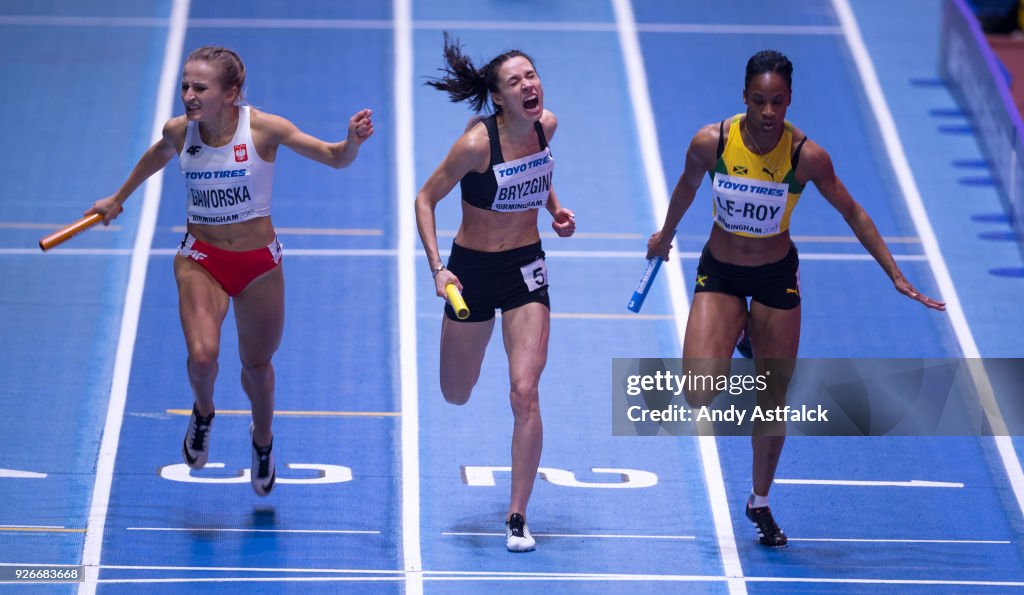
749;490;770;508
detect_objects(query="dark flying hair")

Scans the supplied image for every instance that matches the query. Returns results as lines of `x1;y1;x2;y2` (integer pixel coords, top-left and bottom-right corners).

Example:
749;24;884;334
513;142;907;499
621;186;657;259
744;50;793;92
425;33;535;114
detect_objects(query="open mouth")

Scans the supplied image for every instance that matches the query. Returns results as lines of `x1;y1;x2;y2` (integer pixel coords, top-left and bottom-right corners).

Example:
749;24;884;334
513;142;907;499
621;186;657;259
523;95;539;111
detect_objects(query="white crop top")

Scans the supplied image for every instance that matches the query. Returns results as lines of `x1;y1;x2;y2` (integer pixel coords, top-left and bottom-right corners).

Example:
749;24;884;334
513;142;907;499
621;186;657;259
180;106;274;225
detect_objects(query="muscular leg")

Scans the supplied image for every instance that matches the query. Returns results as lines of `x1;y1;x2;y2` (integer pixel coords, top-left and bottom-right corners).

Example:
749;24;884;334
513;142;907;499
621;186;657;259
682;292;748;406
747;300;800;497
439;315;496;405
233;265;285;447
500;302;549;519
174;256;230;416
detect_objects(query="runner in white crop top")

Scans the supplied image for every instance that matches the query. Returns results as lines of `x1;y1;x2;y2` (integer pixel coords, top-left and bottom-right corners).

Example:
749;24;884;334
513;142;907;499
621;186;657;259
84;46;374;497
180;105;274;225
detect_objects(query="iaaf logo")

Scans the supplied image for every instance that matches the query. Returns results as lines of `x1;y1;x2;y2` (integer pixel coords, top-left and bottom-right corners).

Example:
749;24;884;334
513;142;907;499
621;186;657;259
234;144;248;162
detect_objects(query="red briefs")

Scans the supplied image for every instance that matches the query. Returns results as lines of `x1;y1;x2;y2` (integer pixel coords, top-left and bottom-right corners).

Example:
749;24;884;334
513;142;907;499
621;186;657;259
177;233;283;297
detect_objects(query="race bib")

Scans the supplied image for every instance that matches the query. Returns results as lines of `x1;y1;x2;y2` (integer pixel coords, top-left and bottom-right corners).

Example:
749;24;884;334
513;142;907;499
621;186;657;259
711;173;789;237
519;257;547;292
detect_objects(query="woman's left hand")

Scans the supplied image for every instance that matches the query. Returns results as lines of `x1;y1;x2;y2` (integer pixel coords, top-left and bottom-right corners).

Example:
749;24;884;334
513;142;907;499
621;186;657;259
551;207;575;238
895;278;946;311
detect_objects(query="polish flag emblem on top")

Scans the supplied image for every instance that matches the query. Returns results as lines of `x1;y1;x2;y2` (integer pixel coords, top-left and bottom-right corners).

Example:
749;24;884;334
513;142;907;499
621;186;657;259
234;144;248;162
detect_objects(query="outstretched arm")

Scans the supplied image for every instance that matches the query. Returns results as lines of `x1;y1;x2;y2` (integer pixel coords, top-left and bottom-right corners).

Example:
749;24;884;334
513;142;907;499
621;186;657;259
802;140;945;311
85;118;181;224
647;124;717;260
265;108;374;169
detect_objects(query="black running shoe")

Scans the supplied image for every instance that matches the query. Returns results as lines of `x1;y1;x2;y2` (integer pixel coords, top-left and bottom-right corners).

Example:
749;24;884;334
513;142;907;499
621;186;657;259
746;504;787;547
182;404;214;469
736;327;753;358
505;513;535;552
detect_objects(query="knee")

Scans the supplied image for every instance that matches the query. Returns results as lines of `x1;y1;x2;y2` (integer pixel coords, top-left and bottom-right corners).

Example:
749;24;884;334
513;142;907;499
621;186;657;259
441;385;471;406
509;380;539;420
240;356;274;380
440;369;477;406
683;387;719;409
187;347;219;376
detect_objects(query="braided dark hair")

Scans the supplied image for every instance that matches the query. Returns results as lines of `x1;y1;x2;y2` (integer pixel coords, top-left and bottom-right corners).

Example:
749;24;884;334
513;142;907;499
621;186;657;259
425;33;535;114
744;50;793;92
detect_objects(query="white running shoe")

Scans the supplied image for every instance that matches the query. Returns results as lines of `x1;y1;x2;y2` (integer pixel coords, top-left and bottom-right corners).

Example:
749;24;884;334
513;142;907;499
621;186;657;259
505;513;535;552
182;404;214;469
249;423;276;497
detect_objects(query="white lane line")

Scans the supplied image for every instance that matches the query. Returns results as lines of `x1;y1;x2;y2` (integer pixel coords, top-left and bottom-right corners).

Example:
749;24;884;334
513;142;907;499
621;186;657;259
394;0;422;593
0;15;843;36
83;574;1024;587
189;17;390;29
4;248;134;255
0;15;167;26
0;469;47;479
788;538;1010;544
71;565;1024;587
776;479;964;488
9;247;930;261
552;312;676;320
0;222;121;231
443;532;695;540
611;2;743;594
436;231;921;242
832;0;1024;521
93;578;406;584
99;564;403;574
78;2;189;593
415;19;614;31
788;235;921;243
635;23;841;35
126;528;379;535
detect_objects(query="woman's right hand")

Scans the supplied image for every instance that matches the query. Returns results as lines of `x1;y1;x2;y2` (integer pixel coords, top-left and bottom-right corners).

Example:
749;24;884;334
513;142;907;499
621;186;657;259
434;268;462;299
647;231;672;261
85;195;124;225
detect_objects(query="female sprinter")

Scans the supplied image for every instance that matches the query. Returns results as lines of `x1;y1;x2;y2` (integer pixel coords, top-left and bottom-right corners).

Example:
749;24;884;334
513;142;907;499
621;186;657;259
647;50;944;547
86;46;374;496
415;35;576;552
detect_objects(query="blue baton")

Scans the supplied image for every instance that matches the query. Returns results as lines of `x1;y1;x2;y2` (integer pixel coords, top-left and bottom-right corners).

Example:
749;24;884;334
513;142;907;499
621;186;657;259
627;257;663;313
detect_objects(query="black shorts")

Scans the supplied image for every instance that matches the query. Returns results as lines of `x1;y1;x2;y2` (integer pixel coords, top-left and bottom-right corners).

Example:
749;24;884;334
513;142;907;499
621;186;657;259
693;243;801;310
445;241;550;322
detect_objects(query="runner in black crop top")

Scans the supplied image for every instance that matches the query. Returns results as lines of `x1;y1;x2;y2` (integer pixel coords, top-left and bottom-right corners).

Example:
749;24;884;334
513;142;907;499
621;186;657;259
414;36;576;553
460;115;554;212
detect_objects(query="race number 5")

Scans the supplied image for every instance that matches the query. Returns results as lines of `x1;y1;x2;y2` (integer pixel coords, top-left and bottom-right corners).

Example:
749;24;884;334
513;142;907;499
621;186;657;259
519;257;547;292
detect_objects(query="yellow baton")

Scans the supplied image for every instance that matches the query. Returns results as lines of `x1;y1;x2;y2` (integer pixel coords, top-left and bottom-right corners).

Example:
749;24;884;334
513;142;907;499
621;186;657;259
445;284;470;320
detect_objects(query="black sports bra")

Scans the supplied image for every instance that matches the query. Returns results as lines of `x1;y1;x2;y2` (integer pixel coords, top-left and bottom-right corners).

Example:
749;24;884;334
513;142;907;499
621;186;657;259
459;114;554;212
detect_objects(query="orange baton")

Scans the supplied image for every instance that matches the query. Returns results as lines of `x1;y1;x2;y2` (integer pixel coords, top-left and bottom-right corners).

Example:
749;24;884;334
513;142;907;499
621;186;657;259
38;213;104;251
